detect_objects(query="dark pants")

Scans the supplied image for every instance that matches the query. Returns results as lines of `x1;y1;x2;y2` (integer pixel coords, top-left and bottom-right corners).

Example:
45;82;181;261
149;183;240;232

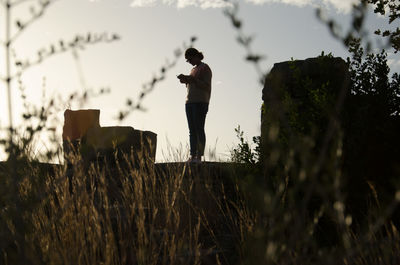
185;103;209;157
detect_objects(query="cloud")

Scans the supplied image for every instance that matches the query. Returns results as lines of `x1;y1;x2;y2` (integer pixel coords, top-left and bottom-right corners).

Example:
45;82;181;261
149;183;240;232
388;58;400;68
130;0;230;9
130;0;360;13
246;0;312;8
246;0;359;13
130;0;157;7
321;0;359;13
176;0;229;8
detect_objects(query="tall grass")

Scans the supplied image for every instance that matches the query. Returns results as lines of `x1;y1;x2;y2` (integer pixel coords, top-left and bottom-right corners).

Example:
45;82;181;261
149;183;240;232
0;145;254;265
1;136;400;265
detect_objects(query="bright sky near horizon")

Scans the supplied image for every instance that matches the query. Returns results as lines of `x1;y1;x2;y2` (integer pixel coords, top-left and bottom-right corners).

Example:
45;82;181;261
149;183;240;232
0;0;399;162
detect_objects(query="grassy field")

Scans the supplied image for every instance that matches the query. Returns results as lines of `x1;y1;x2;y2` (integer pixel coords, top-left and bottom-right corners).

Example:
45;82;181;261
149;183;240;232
0;149;399;265
0;154;251;265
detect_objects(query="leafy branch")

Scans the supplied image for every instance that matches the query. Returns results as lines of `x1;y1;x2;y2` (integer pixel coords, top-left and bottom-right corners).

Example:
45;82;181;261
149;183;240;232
0;0;58;129
0;0;120;131
230;125;260;165
117;36;197;121
317;0;400;53
9;32;121;81
0;0;120;162
371;0;400;52
317;1;367;47
223;0;267;85
10;0;57;45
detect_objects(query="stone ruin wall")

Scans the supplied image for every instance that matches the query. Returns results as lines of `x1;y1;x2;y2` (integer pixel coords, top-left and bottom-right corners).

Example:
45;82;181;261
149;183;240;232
62;109;157;166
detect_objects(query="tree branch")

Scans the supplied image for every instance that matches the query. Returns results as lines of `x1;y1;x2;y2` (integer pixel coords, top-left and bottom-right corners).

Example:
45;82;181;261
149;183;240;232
316;1;371;50
10;32;120;81
10;0;37;8
223;0;267;84
9;0;59;45
116;36;197;121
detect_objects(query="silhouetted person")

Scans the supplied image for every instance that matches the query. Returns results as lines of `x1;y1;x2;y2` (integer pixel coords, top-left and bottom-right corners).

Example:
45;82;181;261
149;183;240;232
177;48;212;163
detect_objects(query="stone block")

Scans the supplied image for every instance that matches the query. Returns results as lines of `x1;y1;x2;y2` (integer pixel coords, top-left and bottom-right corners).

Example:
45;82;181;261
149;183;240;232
62;109;157;166
62;109;100;141
261;56;349;149
83;126;157;162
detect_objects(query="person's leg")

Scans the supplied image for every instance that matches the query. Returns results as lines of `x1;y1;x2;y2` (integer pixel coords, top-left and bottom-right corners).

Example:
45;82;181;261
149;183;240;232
193;103;208;159
185;103;197;158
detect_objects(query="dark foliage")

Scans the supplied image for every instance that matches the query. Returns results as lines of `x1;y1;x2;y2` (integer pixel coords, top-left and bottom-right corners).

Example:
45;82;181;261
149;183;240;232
342;38;400;222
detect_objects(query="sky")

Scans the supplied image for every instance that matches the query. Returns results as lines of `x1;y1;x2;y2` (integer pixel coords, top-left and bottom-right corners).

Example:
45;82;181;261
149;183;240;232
0;0;399;162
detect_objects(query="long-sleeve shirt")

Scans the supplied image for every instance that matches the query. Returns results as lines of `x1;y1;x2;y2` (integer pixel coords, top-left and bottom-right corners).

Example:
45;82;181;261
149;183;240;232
186;62;212;103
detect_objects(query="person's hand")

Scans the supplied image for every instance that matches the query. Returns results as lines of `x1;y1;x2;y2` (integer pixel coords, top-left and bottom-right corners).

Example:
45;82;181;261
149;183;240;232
177;74;188;84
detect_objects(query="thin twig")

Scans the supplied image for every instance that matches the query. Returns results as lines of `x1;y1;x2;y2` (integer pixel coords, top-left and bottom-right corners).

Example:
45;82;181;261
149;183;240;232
9;0;59;45
223;0;267;84
10;0;37;8
116;36;197;121
10;32;120;81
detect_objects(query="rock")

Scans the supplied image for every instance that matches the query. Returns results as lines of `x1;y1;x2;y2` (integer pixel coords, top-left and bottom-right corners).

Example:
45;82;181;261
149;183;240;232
260;56;350;246
62;109;100;141
62;109;157;166
261;56;349;154
83;126;157;162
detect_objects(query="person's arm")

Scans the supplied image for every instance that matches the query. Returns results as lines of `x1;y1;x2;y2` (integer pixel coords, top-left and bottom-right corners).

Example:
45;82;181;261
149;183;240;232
187;65;212;90
177;74;190;84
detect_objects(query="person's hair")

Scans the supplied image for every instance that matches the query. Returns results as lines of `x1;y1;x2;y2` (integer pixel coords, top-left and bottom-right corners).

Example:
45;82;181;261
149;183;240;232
185;48;204;60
